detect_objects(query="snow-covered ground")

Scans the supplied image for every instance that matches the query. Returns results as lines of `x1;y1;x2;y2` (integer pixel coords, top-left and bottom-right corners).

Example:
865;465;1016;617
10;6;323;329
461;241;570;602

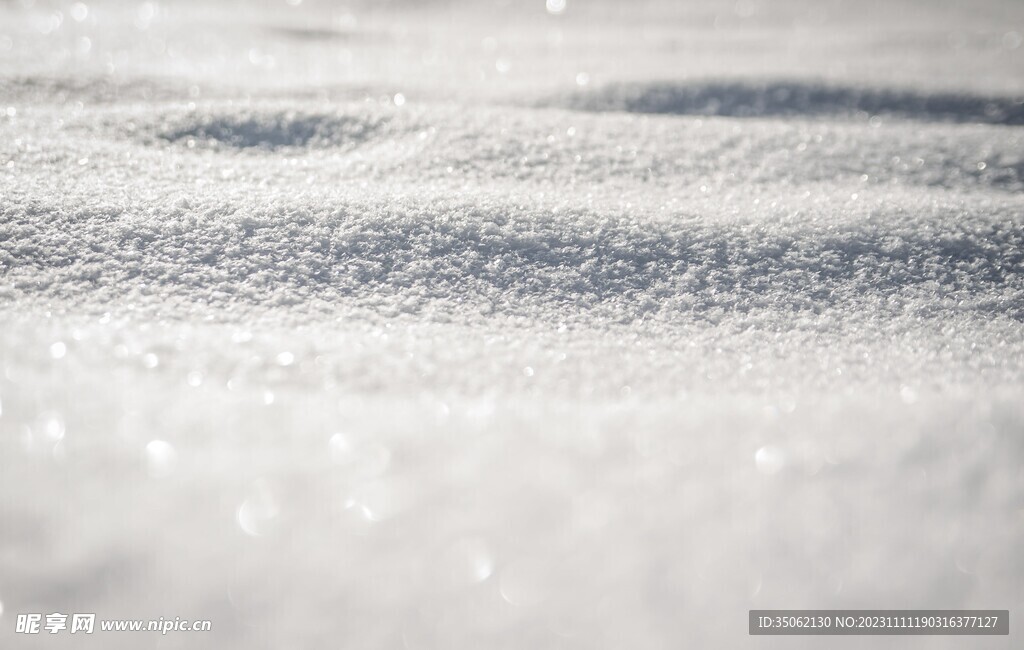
1;1;1022;648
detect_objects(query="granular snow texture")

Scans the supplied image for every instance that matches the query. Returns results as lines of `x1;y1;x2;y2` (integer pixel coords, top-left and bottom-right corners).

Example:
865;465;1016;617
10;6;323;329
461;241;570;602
0;1;1022;649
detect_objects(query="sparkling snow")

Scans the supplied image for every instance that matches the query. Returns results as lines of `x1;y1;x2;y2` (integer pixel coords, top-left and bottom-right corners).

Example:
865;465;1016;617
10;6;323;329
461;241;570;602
0;1;1022;648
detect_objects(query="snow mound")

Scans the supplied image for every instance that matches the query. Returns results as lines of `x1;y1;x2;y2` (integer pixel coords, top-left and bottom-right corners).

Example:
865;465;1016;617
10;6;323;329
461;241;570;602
0;75;194;105
159;110;394;151
558;81;1024;125
4;194;1021;320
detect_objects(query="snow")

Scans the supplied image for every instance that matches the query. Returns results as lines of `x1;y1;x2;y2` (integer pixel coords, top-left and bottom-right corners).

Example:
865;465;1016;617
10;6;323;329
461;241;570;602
559;80;1024;125
1;1;1023;648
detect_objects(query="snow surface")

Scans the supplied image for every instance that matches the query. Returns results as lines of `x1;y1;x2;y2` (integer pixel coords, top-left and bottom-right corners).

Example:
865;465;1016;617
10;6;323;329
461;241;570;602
1;1;1023;648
